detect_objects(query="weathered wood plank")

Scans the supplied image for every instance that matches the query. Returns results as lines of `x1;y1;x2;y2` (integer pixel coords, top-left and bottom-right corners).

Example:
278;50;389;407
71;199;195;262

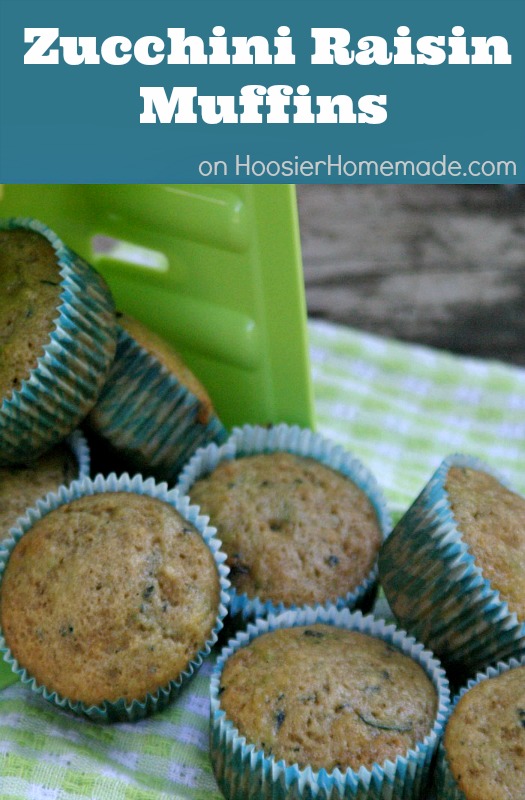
297;185;525;364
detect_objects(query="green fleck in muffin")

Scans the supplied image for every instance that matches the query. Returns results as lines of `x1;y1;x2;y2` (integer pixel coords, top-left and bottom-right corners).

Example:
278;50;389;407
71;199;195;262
443;665;525;800
0;492;220;706
189;452;382;607
218;624;437;772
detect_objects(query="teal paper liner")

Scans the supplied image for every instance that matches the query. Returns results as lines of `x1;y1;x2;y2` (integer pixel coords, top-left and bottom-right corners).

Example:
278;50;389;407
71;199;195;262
67;429;90;480
379;453;525;677
88;325;228;483
178;424;392;621
0;218;117;466
210;606;451;800
0;473;230;722
436;655;525;800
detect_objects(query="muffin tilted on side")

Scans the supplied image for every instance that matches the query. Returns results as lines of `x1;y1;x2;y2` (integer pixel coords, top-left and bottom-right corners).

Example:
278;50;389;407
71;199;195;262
0;228;62;400
446;465;525;622
88;314;227;482
119;314;215;425
379;454;525;677
0;219;117;465
0;475;230;720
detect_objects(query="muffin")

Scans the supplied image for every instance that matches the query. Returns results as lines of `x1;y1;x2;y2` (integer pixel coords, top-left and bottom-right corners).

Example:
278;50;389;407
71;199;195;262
210;607;451;800
219;624;436;772
120;314;214;425
437;659;525;800
0;228;62;400
379;454;525;677
190;453;381;607
446;466;525;622
0;432;89;535
88;314;227;482
0;218;117;465
179;424;391;619
0;476;230;720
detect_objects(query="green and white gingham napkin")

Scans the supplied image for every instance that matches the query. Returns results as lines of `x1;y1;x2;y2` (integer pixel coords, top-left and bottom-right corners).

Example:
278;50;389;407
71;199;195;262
1;319;525;800
309;319;525;518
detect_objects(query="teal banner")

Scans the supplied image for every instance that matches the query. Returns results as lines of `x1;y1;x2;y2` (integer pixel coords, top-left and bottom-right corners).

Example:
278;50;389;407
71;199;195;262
0;0;523;182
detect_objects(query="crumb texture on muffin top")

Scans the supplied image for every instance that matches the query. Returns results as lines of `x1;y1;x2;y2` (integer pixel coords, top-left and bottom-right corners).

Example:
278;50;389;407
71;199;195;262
444;666;525;800
0;492;220;706
219;624;437;772
190;453;382;607
118;313;213;424
0;230;62;400
0;445;77;534
446;467;525;620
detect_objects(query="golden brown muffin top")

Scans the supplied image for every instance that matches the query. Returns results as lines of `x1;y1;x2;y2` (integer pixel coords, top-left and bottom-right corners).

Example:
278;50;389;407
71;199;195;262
118;313;213;424
446;467;525;621
219;624;437;772
0;492;220;705
444;666;525;800
0;444;77;535
190;453;382;606
0;229;62;400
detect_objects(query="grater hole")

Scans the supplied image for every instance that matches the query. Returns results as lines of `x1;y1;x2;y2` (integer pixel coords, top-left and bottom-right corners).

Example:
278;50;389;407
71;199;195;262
91;235;168;272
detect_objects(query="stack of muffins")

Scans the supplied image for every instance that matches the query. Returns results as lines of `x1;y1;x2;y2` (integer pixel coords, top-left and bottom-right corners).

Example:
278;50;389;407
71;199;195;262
0;218;230;721
0;217;523;799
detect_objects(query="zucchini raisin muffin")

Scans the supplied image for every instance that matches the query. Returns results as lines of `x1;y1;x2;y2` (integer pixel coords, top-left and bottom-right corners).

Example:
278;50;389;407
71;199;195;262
118;314;214;425
189;452;382;607
446;467;525;621
0;228;62;400
0;445;78;534
0;492;220;706
443;665;525;799
88;313;226;482
0;221;117;467
218;624;437;772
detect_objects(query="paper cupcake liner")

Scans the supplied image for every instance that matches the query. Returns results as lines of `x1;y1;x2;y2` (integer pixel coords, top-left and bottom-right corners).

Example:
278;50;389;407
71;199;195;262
0;473;230;722
88;325;228;483
435;654;525;799
67;429;90;479
178;423;392;621
0;218;117;466
378;454;525;678
210;606;451;800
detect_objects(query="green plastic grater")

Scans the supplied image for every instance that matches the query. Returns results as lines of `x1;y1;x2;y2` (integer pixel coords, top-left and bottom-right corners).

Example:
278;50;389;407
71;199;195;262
0;184;314;430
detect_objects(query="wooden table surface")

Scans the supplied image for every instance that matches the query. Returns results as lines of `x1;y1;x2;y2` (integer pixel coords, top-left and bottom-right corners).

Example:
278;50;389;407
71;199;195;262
297;185;525;366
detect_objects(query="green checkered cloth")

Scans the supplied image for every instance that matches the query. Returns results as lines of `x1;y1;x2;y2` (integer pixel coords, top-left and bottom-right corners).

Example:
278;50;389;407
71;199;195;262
2;319;525;799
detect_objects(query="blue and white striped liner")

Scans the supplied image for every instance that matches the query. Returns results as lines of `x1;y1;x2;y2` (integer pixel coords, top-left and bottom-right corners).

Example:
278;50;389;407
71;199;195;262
0;473;230;722
210;606;450;800
88;325;228;484
178;423;392;621
67;429;90;480
379;453;525;676
0;218;117;466
436;655;525;799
